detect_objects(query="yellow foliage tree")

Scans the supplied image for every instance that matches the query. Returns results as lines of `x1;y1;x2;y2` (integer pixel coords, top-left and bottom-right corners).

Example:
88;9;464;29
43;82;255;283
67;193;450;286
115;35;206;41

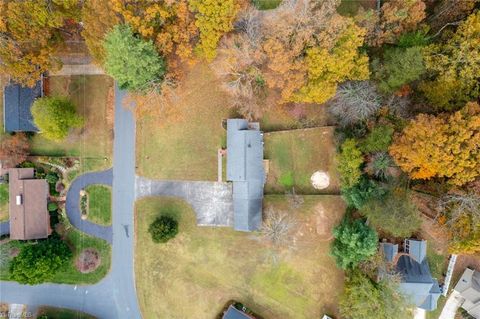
189;0;239;61
421;11;480;110
389;102;480;186
81;0;120;65
0;0;76;86
293;22;369;104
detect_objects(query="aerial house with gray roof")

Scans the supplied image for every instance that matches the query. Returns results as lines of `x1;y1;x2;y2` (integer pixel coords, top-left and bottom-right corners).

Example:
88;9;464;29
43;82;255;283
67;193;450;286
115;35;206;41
226;119;265;232
454;268;480;318
3;79;43;132
380;239;441;311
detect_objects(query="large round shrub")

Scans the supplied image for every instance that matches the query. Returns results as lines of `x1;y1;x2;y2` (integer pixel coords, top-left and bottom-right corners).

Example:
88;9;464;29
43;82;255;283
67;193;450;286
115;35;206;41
10;238;72;285
148;216;178;243
31;97;84;142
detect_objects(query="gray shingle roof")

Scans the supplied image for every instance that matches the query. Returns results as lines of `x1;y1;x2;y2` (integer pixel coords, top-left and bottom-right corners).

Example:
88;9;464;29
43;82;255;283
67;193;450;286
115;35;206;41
3;81;42;132
381;240;441;311
454;268;480;318
227;119;264;232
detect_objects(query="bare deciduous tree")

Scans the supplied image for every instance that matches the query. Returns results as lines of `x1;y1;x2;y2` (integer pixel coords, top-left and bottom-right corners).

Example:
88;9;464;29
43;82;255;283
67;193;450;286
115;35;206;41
261;208;297;247
438;193;480;225
328;81;382;127
286;187;304;210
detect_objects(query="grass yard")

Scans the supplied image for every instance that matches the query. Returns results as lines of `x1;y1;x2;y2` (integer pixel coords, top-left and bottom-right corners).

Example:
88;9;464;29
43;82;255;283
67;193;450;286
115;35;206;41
36;306;96;319
85;185;112;226
0;184;8;222
252;0;282;10
135;195;346;319
264;127;340;195
30;75;113;173
136;64;232;181
0;227;111;284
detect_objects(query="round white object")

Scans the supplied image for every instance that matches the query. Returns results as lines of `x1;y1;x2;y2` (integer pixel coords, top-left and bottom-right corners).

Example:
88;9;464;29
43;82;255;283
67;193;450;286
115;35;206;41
311;171;330;190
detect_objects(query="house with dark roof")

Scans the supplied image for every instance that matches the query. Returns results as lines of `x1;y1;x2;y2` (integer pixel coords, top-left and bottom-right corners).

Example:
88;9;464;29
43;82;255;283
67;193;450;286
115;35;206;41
3;80;43;132
9;168;50;240
226;119;265;232
454;268;480;318
380;239;441;311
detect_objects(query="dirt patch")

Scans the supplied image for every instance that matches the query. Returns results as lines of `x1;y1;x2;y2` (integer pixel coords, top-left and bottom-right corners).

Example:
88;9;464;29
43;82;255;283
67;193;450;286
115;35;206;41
295;202;343;242
9;247;19;258
75;248;101;273
420;217;449;255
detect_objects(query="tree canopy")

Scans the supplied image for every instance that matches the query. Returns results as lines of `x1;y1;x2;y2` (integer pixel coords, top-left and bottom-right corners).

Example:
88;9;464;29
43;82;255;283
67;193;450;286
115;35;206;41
148;215;179;243
360;190;421;238
337;139;364;189
10;238;72;285
0;133;29;168
339;270;412;319
389;102;480;186
0;0;79;86
331;217;378;269
31;97;84;142
103;25;167;91
421;11;480;110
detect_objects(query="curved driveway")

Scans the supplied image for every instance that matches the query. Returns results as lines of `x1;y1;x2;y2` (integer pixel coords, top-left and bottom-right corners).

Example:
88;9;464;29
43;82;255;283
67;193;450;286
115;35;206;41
65;169;113;243
0;85;142;319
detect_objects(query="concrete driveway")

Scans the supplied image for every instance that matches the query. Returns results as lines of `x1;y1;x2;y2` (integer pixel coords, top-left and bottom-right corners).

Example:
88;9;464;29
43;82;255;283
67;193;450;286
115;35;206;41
135;176;234;226
439;291;464;319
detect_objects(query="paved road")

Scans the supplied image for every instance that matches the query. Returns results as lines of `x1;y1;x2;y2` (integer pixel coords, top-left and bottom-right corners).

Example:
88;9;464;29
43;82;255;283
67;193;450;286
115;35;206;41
0;85;142;319
136;176;234;226
65;169;113;243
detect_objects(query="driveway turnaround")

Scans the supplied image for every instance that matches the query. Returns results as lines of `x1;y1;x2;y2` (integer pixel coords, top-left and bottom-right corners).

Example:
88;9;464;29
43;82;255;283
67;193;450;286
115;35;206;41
135;177;234;226
0;85;142;319
65;169;113;243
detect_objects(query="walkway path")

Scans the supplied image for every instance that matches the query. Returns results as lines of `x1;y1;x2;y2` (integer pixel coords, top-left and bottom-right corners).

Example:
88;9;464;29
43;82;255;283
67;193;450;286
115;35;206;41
136;177;234;226
65;169;113;243
0;85;141;319
439;290;463;319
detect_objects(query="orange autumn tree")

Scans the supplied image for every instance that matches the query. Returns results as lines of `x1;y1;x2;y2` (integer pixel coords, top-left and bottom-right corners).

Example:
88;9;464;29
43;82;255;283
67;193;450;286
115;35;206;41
389;102;480;186
380;0;426;44
0;0;78;86
0;133;30;168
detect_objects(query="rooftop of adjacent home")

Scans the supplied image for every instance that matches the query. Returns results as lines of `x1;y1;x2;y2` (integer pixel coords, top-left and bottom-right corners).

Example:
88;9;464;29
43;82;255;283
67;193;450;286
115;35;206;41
3;80;42;132
8;168;50;240
381;239;441;311
226;119;265;232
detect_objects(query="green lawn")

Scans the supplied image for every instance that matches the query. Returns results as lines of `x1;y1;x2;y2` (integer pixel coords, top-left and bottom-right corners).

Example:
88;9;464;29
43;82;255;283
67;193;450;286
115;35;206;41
426;295;446;319
135;195;346;319
85;185;112;226
0;227;111;284
252;0;282;10
30;75;113;173
0;184;8;222
36;306;96;319
264;127;340;194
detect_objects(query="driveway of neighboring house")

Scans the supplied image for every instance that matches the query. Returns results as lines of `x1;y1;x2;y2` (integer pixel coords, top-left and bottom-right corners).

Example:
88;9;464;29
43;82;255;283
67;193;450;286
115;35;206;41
439;291;464;319
135;176;234;226
65;169;113;243
0;85;142;319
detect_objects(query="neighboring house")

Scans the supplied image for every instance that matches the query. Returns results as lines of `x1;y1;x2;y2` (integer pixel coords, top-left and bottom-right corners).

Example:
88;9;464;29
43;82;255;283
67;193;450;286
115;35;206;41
380;239;442;311
3;79;43;132
454;268;480;318
9;168;50;240
226;119;265;232
222;305;256;319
